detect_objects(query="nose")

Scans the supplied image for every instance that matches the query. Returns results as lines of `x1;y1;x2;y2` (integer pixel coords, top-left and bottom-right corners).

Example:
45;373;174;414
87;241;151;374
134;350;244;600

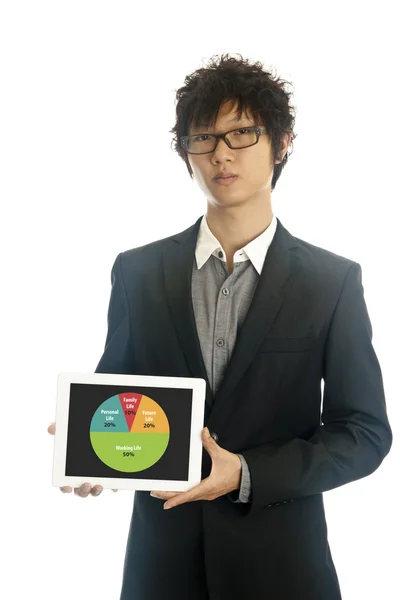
212;136;234;159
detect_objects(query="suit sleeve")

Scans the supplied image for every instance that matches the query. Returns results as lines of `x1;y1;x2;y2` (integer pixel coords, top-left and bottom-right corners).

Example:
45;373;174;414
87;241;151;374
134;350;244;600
241;263;393;509
94;252;134;375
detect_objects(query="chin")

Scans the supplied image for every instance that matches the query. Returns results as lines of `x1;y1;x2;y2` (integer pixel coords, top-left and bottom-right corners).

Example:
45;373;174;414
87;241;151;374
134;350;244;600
209;194;247;208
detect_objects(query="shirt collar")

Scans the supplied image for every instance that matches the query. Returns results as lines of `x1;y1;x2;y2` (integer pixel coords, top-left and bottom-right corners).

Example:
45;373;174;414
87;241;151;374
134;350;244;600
195;214;277;275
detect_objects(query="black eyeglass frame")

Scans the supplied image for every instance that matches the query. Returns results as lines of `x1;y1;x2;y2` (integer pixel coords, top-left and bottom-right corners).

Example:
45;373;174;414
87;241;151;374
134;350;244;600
179;125;268;155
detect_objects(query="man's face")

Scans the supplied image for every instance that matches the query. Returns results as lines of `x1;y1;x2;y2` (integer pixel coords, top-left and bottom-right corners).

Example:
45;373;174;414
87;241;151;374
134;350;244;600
188;100;278;209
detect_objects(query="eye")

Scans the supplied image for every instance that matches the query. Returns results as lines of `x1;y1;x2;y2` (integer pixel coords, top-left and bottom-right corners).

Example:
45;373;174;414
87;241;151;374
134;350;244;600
193;135;211;142
234;128;251;135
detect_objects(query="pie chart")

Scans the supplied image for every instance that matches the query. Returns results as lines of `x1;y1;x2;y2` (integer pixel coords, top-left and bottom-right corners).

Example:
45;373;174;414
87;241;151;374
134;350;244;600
89;392;170;472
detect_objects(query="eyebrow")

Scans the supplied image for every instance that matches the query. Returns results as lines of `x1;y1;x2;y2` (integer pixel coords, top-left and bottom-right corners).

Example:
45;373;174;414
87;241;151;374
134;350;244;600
191;119;253;133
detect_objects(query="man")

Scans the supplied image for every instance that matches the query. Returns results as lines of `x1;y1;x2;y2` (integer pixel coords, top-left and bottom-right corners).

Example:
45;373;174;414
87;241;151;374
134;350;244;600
49;54;392;599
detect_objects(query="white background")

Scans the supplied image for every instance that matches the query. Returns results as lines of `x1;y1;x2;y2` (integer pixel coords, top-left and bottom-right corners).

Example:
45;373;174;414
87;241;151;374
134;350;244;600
1;1;398;598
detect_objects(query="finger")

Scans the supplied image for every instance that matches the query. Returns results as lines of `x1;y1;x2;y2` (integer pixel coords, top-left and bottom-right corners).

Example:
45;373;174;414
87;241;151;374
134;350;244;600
74;483;92;498
60;486;73;493
163;491;194;509
150;491;181;500
48;422;56;435
164;480;211;509
91;485;103;497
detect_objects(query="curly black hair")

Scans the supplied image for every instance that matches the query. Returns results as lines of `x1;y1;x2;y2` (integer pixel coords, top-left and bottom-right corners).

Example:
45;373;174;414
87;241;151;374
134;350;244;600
170;53;297;192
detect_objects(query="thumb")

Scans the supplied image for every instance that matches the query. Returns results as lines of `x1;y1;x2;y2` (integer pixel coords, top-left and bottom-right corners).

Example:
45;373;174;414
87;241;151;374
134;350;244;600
202;427;219;453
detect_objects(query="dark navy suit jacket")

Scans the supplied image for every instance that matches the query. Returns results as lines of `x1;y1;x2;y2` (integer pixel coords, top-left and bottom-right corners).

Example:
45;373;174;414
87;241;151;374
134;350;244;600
95;216;392;600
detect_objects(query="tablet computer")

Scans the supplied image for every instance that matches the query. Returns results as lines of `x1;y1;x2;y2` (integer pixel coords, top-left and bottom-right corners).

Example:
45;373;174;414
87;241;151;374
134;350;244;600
52;372;207;492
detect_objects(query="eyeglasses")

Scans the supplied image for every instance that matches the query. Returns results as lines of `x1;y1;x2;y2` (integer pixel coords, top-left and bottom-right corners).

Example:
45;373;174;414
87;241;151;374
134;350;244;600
180;125;267;155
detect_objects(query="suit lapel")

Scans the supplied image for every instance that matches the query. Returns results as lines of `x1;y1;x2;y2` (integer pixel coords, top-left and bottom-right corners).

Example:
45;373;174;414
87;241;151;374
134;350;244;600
162;217;214;408
162;216;300;414
210;219;301;425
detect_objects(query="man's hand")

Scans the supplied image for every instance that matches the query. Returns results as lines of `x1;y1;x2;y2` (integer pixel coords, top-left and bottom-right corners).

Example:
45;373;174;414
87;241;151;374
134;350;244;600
47;422;118;497
150;427;242;510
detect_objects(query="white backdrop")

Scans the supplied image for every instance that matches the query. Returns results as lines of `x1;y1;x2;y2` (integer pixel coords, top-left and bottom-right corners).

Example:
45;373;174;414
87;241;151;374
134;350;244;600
1;1;399;598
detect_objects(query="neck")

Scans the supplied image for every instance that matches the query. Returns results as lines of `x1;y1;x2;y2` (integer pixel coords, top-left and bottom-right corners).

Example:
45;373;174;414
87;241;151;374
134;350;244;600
205;200;273;260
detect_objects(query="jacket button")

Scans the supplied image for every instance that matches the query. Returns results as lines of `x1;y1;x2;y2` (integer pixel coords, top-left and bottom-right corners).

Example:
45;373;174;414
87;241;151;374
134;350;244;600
211;432;218;442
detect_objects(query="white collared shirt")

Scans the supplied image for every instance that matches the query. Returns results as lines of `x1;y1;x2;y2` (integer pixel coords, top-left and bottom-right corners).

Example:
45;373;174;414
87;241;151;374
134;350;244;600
195;213;277;274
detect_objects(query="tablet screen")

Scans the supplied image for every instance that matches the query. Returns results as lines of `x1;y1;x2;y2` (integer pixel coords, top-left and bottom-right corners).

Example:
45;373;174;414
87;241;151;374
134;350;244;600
65;383;193;481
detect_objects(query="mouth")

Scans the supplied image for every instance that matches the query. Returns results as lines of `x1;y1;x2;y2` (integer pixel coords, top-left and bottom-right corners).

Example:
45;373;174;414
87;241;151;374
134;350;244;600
213;175;238;186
